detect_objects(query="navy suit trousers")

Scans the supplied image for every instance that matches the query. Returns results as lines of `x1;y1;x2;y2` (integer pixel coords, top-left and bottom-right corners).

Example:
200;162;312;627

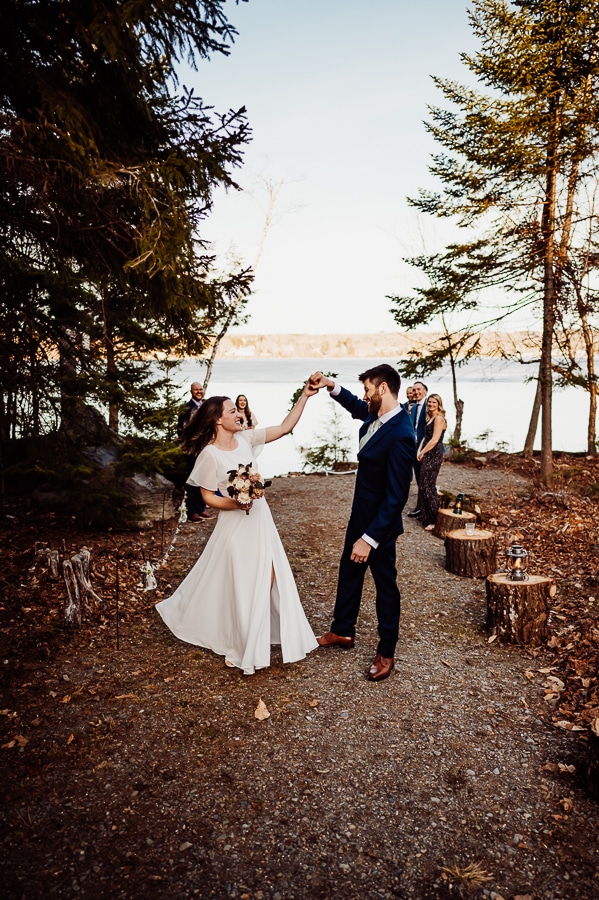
331;522;400;658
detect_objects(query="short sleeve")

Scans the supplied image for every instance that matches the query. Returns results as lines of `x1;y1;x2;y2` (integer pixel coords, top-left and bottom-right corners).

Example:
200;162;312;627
243;427;266;457
187;447;218;490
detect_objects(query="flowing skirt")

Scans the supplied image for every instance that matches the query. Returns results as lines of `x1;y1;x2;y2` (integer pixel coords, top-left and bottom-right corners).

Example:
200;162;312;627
156;500;317;674
419;444;444;527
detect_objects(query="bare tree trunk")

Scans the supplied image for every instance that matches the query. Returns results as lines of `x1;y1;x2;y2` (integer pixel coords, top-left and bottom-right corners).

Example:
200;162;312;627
441;314;464;444
101;292;119;433
523;373;542;458
203;178;285;390
58;329;79;431
203;303;238;389
578;302;598;454
105;332;119;433
539;107;561;484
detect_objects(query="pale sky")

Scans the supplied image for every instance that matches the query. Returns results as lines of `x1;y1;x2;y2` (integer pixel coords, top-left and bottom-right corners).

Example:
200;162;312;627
184;0;479;334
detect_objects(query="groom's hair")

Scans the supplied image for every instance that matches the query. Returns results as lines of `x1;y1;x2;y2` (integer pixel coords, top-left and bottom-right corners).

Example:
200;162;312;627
359;364;400;397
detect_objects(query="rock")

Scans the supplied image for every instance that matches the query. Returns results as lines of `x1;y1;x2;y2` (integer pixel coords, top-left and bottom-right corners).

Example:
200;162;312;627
122;472;176;526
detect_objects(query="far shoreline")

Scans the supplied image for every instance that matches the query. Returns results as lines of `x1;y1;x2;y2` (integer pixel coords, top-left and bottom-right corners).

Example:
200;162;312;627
214;331;544;360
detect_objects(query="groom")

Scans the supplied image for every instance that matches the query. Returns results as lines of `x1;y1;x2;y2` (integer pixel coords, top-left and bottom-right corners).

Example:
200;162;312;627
309;365;415;681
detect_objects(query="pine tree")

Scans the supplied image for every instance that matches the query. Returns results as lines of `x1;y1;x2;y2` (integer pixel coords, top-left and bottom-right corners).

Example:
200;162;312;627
402;0;599;481
0;0;252;439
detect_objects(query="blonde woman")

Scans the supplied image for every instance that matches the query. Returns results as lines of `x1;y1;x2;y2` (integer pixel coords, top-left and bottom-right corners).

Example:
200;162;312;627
416;394;447;531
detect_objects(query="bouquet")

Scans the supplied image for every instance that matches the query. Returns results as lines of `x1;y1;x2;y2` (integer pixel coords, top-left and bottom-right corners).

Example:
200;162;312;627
227;463;271;514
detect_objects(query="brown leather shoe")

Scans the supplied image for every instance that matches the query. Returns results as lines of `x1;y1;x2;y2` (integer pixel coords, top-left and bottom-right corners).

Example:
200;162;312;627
367;653;394;681
317;631;355;650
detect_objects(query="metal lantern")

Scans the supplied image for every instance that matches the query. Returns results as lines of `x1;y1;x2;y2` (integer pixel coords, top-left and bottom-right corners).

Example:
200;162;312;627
453;492;464;515
506;543;529;581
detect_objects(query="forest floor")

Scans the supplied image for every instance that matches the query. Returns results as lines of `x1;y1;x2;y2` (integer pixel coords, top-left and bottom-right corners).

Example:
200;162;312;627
1;454;599;899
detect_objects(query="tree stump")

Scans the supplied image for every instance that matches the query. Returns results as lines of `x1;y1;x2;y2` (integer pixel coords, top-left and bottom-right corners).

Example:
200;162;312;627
433;508;476;539
445;529;497;578
486;573;556;645
586;719;599;802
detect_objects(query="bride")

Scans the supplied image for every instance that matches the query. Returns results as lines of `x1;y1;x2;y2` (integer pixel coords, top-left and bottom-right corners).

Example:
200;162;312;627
156;382;319;674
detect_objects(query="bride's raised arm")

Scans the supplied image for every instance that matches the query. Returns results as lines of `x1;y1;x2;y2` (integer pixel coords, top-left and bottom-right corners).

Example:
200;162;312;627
263;379;318;444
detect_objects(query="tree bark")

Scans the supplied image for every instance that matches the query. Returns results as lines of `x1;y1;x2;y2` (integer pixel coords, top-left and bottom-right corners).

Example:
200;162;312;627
445;529;497;578
486;573;555;645
433;508;476;539
523;372;542;459
586;719;599;802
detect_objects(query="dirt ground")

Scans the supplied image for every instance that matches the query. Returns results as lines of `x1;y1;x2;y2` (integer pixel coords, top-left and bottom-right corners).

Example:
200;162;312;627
1;461;598;899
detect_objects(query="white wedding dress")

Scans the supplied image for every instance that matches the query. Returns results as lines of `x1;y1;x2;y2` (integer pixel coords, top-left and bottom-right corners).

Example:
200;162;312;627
156;429;318;674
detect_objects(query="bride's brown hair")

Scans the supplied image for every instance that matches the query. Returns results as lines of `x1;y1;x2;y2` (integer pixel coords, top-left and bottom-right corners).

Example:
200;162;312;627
181;396;230;456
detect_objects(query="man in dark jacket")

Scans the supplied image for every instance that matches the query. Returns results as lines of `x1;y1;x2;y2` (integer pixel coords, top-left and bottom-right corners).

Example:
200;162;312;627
177;383;211;522
309;365;415;681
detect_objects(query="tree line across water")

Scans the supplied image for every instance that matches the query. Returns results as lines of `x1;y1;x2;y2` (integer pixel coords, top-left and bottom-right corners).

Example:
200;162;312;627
1;1;598;525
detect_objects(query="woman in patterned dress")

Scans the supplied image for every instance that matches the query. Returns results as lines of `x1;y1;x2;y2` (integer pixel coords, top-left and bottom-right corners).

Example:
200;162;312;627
416;394;447;531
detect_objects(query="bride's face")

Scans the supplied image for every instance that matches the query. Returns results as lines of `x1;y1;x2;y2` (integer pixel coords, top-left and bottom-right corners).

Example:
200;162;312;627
218;400;242;433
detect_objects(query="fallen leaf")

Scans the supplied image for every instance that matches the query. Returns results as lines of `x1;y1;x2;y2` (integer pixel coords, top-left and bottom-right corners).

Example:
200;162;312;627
66;734;74;745
560;798;574;812
15;734;29;747
61;695;71;704
164;676;175;683
2;740;16;749
488;634;497;644
524;670;535;679
254;698;270;721
309;699;320;707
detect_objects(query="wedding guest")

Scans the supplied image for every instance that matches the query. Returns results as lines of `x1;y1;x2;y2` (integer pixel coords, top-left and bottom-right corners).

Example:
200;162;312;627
177;382;211;522
403;385;416;412
156;383;319;675
417;393;447;531
407;380;428;519
235;394;258;430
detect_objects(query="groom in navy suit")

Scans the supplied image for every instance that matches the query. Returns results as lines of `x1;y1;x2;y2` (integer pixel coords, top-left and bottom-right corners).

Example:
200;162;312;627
310;365;416;681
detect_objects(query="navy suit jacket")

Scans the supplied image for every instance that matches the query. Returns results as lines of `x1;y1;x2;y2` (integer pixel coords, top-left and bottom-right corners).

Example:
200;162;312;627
333;387;416;546
412;401;427;447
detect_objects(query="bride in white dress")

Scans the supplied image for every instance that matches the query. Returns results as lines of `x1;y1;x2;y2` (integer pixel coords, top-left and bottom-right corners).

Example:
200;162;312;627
156;383;319;674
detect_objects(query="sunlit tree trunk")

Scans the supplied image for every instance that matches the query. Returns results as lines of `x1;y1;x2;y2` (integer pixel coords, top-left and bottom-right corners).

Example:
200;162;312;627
523;373;542;459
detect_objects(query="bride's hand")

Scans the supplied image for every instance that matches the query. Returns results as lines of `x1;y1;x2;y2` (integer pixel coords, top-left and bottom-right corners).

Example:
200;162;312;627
307;371;331;391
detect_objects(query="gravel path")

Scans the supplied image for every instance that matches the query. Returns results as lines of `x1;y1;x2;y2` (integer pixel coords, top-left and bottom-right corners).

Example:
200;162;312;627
2;463;598;899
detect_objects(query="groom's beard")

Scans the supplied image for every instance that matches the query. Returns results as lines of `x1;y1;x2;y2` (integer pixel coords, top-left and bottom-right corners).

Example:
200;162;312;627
367;393;382;416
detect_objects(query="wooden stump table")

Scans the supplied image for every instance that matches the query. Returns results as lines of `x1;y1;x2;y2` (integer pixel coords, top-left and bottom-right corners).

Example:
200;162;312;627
433;508;476;539
486;572;556;645
445;529;497;578
586;719;599;802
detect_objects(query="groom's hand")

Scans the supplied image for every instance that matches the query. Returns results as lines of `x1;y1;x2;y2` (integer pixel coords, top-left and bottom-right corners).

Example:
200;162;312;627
350;538;371;564
309;371;334;391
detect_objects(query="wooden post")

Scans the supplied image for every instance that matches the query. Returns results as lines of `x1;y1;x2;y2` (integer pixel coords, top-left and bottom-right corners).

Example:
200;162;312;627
433;508;476;540
445;529;497;578
486;573;556;645
586;719;599;802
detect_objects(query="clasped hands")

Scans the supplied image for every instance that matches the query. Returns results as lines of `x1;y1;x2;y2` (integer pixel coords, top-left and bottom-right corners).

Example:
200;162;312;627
307;371;334;392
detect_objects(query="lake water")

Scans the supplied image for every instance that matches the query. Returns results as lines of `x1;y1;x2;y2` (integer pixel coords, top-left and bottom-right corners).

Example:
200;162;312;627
174;357;594;478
